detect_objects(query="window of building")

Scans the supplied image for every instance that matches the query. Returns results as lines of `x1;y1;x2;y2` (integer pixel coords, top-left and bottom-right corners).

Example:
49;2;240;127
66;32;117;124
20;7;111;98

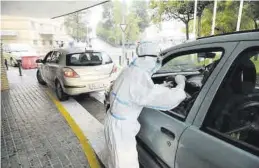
33;40;38;45
42;40;45;46
203;47;259;155
49;40;53;45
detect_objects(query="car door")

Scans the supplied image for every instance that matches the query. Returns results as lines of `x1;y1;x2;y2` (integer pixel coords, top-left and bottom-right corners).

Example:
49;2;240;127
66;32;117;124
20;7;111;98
175;41;259;168
47;51;62;87
40;51;53;83
137;42;239;168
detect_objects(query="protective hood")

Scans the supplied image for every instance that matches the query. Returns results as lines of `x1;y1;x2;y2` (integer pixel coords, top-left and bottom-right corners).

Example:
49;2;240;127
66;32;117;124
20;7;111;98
131;57;161;75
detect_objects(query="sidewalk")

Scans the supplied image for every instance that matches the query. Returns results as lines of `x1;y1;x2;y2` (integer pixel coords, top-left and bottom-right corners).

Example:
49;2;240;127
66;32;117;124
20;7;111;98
1;68;90;168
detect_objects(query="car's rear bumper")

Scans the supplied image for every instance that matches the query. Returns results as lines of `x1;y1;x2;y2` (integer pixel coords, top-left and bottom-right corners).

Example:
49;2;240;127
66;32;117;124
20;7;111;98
63;86;107;95
62;79;112;95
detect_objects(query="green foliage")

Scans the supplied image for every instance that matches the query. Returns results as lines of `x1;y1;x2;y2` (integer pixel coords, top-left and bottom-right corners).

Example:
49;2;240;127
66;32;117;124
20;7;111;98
131;0;150;32
150;0;258;39
190;1;257;37
150;0;213;39
96;0;147;45
64;13;90;41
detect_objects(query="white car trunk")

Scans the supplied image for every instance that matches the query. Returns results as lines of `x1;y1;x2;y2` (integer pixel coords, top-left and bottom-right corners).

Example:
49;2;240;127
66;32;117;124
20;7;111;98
71;64;113;82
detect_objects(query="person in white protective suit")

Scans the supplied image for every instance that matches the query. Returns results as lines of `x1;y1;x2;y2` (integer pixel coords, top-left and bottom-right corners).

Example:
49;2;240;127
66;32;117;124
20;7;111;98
104;41;187;168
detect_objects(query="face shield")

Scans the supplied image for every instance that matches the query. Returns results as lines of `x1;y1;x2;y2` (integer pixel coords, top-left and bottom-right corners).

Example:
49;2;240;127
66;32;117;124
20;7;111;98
136;41;162;73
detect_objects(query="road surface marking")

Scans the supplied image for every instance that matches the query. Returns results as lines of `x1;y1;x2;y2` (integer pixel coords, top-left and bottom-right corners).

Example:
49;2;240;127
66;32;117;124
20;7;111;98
46;90;100;168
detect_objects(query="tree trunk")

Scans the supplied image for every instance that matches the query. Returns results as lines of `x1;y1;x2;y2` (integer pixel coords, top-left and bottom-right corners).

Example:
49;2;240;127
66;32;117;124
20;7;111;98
185;22;189;40
197;15;201;37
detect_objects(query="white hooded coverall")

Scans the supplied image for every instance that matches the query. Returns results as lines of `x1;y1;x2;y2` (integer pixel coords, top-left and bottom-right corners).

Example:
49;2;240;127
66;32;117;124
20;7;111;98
104;56;186;168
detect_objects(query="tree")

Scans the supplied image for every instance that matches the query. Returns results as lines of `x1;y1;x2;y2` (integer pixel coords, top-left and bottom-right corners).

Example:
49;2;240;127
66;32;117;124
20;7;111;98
195;1;256;37
243;1;259;29
131;0;150;32
150;0;214;39
64;13;90;42
96;0;143;45
150;0;195;40
196;1;213;37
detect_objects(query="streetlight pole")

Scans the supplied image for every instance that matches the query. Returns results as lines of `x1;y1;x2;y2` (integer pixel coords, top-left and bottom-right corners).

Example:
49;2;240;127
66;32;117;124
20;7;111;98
122;0;126;65
236;0;244;31
193;0;198;38
211;0;217;35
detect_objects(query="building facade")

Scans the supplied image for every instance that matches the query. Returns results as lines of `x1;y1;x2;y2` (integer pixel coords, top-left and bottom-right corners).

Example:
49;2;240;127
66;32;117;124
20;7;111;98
1;15;72;57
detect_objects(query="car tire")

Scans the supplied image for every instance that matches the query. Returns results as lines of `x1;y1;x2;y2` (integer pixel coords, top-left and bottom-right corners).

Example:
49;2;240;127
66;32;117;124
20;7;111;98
55;80;69;101
36;70;46;85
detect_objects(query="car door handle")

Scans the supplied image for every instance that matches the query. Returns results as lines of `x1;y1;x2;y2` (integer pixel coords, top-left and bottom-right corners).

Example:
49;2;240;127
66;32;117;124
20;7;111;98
161;127;175;140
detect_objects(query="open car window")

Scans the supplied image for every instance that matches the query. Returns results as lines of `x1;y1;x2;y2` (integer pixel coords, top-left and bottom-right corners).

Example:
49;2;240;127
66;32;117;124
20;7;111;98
158;51;222;73
154;49;223;121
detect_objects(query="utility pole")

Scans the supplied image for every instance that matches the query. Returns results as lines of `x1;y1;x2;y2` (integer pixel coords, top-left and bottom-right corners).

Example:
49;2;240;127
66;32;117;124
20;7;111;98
193;0;198;39
121;0;126;65
76;12;79;42
236;0;244;31
211;0;217;35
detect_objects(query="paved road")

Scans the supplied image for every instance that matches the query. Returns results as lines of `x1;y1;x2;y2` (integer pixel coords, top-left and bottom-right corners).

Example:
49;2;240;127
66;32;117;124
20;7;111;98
19;68;107;126
74;95;106;125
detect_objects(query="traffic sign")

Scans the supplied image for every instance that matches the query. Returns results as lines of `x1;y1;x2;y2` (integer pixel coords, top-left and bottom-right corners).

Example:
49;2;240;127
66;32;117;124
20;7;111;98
120;24;127;32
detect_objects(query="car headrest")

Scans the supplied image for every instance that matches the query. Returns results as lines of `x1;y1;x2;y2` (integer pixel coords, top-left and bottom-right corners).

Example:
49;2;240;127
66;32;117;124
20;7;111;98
232;59;256;94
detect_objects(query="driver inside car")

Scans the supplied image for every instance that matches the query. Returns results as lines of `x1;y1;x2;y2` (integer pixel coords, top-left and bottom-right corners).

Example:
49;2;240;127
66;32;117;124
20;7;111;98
104;41;187;168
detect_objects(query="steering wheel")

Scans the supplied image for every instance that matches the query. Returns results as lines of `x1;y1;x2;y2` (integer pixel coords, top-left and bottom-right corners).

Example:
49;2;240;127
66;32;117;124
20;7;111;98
226;102;259;136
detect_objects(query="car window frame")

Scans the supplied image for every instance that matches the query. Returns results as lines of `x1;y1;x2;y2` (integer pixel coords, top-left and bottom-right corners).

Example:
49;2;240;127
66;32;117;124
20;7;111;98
157;48;225;122
153;42;239;125
102;52;113;64
201;46;259;156
44;51;54;63
49;51;61;64
191;41;259;156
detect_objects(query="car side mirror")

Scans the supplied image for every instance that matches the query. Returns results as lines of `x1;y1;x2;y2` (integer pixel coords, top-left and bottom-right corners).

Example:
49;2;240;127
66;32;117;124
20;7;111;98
36;59;43;63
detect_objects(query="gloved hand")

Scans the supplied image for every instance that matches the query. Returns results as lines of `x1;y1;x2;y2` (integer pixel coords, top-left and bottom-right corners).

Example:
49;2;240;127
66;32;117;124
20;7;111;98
162;81;173;87
175;75;186;89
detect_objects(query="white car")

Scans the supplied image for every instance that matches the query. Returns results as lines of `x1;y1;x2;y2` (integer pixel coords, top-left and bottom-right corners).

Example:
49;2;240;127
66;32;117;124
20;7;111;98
36;47;117;101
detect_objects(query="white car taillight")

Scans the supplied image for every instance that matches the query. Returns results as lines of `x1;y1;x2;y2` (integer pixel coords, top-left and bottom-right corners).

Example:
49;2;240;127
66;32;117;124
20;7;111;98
111;65;117;73
63;67;79;78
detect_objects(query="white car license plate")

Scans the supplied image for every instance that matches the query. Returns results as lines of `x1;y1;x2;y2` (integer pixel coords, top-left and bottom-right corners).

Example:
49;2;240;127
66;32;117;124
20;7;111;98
89;83;105;90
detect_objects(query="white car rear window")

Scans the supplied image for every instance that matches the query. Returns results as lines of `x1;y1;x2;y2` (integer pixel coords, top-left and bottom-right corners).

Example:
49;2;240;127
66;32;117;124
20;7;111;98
67;52;111;66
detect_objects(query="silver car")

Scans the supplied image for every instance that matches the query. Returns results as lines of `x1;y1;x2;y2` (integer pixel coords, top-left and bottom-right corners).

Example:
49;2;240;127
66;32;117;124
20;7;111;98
105;31;259;168
36;47;117;101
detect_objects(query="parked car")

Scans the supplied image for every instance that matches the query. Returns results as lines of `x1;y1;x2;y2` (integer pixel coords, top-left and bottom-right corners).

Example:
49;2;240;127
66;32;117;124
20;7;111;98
36;47;117;101
3;43;37;66
105;30;259;168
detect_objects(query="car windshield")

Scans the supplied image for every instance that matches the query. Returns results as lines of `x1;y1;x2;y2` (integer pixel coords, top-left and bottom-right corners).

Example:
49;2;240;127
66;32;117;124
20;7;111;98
67;52;103;66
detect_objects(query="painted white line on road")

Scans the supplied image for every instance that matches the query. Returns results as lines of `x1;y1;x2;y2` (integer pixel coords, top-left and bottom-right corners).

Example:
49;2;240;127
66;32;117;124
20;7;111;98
60;98;108;167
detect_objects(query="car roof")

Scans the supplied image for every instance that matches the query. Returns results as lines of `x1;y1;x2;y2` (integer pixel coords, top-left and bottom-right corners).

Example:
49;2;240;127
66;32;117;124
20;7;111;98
161;30;259;55
52;47;103;55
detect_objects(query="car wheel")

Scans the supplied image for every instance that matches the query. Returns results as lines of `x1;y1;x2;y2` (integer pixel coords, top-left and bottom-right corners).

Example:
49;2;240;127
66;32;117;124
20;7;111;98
55;80;69;101
36;70;46;85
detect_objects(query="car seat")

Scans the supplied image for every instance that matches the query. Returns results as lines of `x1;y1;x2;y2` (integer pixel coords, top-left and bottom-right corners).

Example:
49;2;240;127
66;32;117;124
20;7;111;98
211;59;257;132
79;54;89;62
91;54;101;62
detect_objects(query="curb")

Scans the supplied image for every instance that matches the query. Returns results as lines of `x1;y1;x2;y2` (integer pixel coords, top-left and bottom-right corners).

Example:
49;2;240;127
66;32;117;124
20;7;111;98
46;90;101;168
